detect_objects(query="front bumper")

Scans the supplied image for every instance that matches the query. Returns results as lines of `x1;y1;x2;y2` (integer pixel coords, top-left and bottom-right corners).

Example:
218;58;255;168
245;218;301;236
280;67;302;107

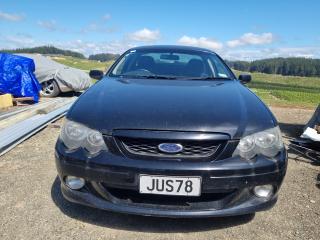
55;141;287;218
61;182;278;218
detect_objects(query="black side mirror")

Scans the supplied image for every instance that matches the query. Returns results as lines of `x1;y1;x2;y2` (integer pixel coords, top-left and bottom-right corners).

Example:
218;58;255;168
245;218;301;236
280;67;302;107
89;70;104;80
238;74;251;84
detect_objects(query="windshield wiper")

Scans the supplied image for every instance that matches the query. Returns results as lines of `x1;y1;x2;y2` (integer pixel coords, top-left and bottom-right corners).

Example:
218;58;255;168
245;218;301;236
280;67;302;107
117;75;231;80
116;74;176;79
183;76;232;80
138;75;177;79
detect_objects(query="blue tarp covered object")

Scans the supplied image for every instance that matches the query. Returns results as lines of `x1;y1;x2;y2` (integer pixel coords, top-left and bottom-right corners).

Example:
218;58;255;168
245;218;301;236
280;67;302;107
0;53;41;102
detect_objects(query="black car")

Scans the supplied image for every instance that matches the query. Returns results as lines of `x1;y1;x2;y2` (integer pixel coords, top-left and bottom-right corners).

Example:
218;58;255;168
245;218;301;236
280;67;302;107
55;45;287;218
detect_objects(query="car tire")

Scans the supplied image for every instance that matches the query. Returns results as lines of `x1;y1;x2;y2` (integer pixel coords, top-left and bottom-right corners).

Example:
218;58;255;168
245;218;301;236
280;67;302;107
40;79;60;98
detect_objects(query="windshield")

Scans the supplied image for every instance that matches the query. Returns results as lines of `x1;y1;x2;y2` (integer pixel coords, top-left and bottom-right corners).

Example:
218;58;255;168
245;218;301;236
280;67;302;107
109;49;235;80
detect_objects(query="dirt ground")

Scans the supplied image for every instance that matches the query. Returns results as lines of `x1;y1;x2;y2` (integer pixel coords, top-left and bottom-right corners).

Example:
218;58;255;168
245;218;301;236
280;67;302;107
0;106;319;240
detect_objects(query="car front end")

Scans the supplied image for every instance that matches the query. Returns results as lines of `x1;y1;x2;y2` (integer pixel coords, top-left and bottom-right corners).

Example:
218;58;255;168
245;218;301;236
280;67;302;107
55;46;287;218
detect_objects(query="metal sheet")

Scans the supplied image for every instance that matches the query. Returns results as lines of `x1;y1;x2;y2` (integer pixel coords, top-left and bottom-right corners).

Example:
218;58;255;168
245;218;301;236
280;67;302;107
0;103;73;156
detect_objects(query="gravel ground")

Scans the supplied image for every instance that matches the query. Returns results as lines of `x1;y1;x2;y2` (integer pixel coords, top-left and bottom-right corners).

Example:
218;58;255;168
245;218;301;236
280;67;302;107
0;106;319;240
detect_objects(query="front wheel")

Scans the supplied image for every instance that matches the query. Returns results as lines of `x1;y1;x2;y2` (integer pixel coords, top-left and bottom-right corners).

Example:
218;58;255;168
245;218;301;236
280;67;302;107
40;79;60;97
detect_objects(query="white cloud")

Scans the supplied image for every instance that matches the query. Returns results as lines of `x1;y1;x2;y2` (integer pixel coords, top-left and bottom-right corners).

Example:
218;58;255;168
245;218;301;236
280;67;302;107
221;47;320;61
102;14;111;21
264;47;320;58
0;32;134;56
37;20;58;31
1;29;319;61
0;11;24;21
0;33;35;49
80;14;116;34
53;39;135;56
227;33;274;48
6;35;34;45
177;35;223;50
80;23;116;34
129;28;160;42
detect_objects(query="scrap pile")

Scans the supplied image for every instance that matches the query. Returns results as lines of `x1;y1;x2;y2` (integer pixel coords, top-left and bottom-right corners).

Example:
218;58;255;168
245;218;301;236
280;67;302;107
289;104;320;163
0;97;76;156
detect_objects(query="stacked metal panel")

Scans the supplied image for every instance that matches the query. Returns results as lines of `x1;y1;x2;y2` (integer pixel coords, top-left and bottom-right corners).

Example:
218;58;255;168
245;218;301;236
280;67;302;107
0;98;76;156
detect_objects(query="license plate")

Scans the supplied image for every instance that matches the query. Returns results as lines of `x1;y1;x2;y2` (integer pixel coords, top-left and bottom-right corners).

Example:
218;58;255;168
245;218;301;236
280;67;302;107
139;175;201;196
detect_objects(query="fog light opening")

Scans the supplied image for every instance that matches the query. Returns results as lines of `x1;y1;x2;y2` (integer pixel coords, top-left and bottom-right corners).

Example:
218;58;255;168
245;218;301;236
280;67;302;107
253;185;273;198
65;176;85;190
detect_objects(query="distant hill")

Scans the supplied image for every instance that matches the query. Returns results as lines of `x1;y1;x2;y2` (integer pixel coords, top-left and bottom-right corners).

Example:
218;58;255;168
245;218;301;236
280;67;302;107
226;57;320;77
88;53;120;62
0;46;86;59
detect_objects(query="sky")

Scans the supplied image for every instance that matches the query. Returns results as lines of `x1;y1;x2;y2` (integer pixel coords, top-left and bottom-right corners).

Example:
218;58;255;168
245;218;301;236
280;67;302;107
0;0;320;60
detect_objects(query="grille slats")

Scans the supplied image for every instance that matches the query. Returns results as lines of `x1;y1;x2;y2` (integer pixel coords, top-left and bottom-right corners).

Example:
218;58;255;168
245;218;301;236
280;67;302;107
119;137;222;159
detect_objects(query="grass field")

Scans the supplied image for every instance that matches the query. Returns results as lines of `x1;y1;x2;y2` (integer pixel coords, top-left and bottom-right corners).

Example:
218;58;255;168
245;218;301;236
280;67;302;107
50;56;113;72
51;56;319;109
233;70;320;108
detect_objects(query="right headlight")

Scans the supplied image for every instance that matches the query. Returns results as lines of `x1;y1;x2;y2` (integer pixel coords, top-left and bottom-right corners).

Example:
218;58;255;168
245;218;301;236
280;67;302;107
59;119;107;155
233;126;284;160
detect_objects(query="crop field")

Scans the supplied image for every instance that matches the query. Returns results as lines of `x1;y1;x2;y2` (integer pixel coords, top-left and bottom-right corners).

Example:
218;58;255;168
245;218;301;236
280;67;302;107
51;56;319;109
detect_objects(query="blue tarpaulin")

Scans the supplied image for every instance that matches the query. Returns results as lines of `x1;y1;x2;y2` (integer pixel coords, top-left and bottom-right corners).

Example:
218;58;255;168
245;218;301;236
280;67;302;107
0;53;41;102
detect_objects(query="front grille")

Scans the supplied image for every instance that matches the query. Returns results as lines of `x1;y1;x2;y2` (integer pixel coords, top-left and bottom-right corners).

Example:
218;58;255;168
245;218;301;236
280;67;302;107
118;137;223;159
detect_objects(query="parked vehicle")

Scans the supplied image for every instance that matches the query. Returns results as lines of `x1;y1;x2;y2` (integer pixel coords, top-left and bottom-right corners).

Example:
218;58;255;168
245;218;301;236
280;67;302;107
55;45;287;217
18;54;91;97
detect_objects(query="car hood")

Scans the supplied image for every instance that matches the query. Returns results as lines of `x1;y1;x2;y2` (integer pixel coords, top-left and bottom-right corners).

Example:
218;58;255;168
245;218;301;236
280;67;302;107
67;77;276;139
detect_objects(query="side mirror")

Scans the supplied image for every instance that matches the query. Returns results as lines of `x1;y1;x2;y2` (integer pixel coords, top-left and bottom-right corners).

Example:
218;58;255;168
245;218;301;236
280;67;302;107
89;70;104;80
238;74;251;84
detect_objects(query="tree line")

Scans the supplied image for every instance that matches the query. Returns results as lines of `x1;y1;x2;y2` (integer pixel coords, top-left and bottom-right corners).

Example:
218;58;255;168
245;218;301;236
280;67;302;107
88;53;120;62
226;58;320;77
1;46;86;59
1;46;120;62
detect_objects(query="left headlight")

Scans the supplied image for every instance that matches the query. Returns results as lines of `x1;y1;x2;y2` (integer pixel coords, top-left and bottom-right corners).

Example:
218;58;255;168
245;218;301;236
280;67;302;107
233;126;284;160
59;119;107;155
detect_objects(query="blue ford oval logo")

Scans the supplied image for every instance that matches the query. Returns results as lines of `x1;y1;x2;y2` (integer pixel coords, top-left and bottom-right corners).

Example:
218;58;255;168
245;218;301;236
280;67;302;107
158;143;183;153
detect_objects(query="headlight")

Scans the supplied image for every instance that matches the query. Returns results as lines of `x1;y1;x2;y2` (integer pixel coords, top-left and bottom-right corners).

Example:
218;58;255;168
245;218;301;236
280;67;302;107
59;119;107;155
234;126;283;160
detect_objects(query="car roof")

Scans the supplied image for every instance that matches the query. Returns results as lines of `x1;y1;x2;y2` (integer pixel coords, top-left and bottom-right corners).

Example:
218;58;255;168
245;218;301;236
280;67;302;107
130;45;217;54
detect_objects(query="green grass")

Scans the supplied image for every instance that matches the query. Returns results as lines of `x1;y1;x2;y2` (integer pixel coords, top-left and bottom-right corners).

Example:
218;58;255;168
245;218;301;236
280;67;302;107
50;56;113;72
49;55;319;109
233;70;320;108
